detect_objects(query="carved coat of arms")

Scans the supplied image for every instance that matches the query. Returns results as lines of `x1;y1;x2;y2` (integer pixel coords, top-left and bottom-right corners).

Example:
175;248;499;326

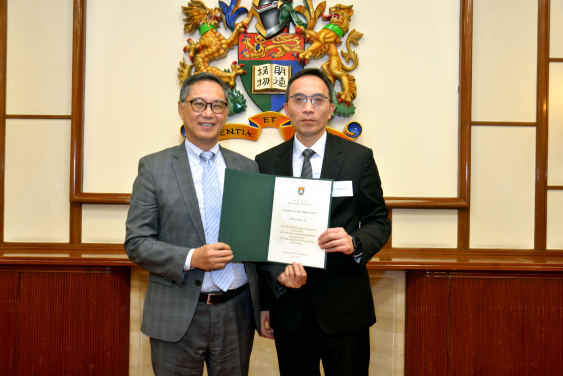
177;0;364;141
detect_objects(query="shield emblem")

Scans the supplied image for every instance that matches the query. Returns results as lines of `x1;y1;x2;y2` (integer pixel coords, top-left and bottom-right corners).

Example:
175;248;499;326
238;33;304;112
253;0;289;38
298;187;305;195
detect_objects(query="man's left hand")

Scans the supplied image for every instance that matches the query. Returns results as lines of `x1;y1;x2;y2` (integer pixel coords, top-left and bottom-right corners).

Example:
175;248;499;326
318;227;354;255
260;311;274;339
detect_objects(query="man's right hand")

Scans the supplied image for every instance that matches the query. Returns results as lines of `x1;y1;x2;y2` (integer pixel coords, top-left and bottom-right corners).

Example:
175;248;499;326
277;262;307;289
191;243;233;271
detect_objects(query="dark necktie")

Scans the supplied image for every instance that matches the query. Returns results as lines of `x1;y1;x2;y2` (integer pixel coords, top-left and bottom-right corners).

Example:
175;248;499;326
301;149;315;178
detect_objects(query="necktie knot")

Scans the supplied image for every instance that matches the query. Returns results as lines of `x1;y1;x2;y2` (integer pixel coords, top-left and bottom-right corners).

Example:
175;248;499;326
200;151;215;163
302;149;315;160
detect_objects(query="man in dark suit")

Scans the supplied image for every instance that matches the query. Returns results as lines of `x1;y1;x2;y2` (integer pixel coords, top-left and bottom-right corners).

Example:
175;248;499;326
256;68;391;376
125;73;261;376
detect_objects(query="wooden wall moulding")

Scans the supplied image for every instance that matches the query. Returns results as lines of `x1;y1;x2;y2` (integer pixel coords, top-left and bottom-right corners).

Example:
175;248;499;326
70;194;468;208
70;195;472;208
5;115;71;120
457;0;472;251
0;266;130;376
0;0;555;256
66;0;471;214
369;249;563;272
0;0;7;244
471;121;537;126
3;245;563;270
69;0;87;244
0;242;124;252
382;210;392;249
534;0;550;252
406;271;563;375
70;192;131;205
385;197;468;209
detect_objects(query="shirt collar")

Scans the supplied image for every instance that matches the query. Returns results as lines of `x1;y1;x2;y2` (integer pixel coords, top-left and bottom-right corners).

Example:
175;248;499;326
294;131;327;159
184;139;220;165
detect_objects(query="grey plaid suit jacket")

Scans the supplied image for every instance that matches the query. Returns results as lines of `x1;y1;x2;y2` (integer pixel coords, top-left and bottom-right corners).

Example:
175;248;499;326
125;143;261;343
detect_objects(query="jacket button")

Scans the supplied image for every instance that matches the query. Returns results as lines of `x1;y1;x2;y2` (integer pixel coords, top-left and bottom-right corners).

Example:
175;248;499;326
195;280;202;286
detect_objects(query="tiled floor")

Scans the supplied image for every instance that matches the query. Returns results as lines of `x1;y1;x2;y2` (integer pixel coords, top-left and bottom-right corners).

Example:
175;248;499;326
129;267;405;376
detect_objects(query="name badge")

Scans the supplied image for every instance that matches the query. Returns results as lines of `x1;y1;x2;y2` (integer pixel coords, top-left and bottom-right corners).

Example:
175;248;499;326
332;181;353;197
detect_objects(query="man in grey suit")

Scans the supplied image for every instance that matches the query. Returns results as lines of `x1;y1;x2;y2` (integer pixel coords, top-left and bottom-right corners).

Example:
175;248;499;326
125;73;261;376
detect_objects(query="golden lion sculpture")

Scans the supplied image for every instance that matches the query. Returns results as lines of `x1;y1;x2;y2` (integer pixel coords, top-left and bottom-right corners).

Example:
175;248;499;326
178;0;247;88
296;4;362;106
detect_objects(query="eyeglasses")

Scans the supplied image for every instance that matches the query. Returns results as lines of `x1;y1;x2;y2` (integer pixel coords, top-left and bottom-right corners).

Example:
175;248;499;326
289;94;328;107
186;98;228;114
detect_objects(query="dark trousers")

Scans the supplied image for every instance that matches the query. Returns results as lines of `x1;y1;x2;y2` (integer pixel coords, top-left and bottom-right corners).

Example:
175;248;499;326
274;290;370;376
150;287;255;376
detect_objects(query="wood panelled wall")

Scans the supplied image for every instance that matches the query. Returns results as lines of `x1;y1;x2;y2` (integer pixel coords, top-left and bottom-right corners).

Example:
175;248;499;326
1;0;563;374
0;0;559;254
406;271;563;376
0;267;130;375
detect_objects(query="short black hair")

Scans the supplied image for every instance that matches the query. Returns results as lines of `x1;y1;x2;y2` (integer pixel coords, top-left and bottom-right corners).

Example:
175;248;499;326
179;72;229;103
285;68;334;104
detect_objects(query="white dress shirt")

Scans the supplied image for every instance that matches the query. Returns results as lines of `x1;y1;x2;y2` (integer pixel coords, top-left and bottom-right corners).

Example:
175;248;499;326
292;131;327;179
183;139;248;292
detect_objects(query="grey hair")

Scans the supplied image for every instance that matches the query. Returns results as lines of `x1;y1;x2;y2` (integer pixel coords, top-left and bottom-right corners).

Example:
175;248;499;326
179;73;229;103
285;68;334;105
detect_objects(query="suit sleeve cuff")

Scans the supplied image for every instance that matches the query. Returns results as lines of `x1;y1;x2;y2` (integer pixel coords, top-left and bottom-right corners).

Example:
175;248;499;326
275;281;287;298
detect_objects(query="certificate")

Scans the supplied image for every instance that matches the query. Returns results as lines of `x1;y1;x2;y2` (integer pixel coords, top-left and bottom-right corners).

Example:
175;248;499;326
267;177;332;268
218;169;332;269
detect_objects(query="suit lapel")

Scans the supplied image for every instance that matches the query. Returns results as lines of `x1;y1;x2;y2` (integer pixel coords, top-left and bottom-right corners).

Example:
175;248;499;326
275;139;294;176
221;145;242;170
320;133;344;180
171;144;207;245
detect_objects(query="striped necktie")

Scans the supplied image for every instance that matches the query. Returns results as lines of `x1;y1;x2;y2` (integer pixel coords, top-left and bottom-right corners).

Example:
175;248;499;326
301;149;315;178
200;151;234;292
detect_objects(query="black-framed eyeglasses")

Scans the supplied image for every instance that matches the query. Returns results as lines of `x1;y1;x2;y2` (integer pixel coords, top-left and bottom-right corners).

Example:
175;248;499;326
186;98;228;114
289;94;328;107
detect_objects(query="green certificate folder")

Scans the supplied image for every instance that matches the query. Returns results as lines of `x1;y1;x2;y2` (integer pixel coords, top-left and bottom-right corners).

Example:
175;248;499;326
218;169;332;268
218;169;275;263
